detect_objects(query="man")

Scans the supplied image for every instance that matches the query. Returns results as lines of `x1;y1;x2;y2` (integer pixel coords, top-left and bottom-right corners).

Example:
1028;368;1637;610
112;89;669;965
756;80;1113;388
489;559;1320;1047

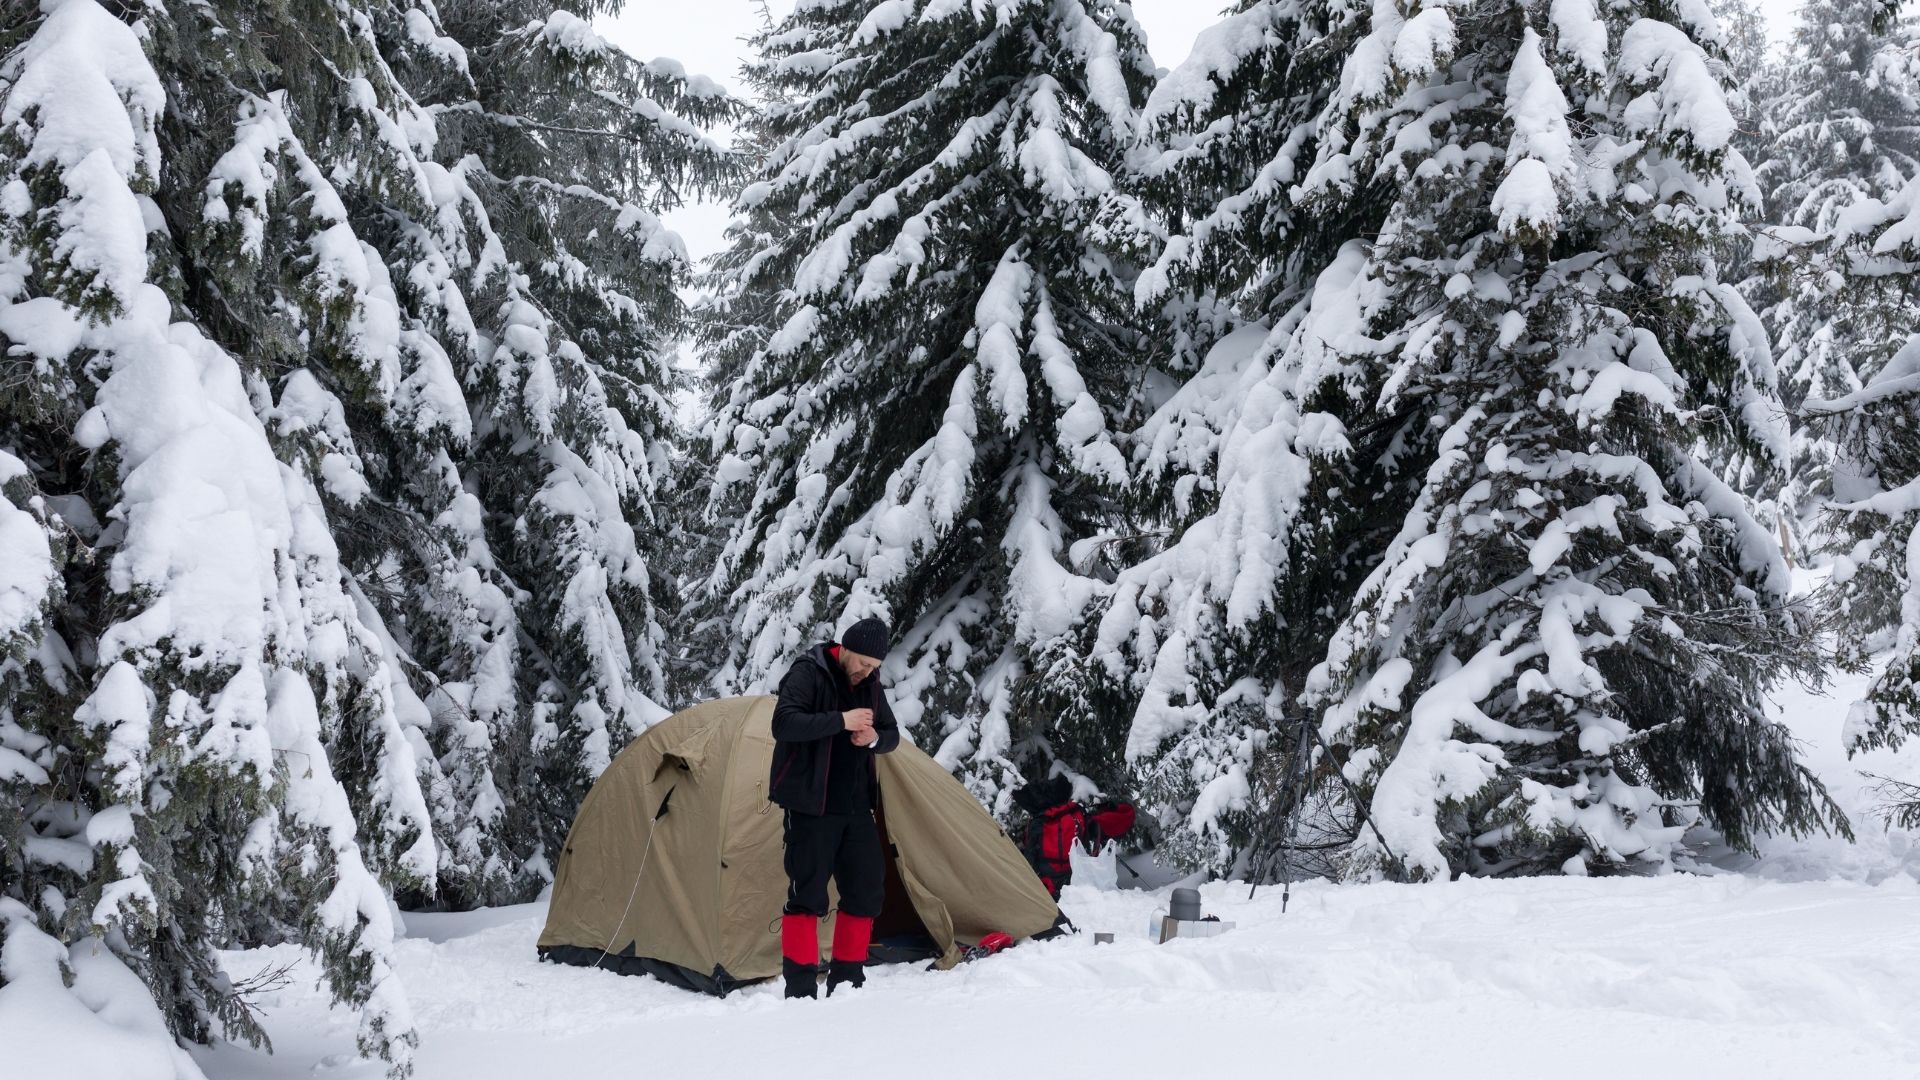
768;615;901;999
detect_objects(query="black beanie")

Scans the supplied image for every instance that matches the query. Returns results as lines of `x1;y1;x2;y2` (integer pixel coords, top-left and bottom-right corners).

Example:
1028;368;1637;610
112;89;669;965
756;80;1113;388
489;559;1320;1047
840;616;891;660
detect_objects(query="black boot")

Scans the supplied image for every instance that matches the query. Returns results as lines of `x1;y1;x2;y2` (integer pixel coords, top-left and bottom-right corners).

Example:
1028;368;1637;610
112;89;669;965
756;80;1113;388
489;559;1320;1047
824;958;865;997
783;958;818;1000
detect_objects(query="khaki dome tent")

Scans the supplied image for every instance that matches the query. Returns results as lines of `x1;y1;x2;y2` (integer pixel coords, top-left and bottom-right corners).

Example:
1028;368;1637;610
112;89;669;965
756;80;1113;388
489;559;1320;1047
537;695;1063;994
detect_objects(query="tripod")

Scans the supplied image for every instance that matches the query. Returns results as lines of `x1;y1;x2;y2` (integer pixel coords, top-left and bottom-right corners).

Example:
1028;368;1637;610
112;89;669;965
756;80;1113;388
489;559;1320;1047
1245;710;1395;911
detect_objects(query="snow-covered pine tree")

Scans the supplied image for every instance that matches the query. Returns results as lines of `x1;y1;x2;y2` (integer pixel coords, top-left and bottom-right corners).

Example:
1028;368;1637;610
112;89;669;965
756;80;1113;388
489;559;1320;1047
1290;0;1848;879
1714;0;1774;168
1;0;422;1067
2;0;730;1071
388;1;738;902
1710;0;1793;556
1804;142;1920;769
1037;0;1403;874
171;0;477;917
679;111;794;704
175;0;732;908
696;0;1157;812
1752;0;1920;551
1710;0;1776;321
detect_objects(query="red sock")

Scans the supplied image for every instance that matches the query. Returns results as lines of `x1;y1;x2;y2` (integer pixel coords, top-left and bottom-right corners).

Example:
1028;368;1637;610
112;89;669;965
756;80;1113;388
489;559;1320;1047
831;913;873;963
781;914;819;966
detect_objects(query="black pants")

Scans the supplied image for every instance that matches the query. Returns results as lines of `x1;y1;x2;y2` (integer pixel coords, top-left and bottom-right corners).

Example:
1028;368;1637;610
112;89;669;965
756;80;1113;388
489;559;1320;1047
783;810;884;918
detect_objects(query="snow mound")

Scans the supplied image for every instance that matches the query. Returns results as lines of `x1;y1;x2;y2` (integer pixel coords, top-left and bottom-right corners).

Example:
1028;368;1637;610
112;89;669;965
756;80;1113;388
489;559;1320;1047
0;902;206;1080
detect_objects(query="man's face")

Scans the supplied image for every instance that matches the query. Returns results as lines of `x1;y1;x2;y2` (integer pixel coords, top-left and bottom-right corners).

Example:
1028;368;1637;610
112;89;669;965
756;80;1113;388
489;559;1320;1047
839;647;882;685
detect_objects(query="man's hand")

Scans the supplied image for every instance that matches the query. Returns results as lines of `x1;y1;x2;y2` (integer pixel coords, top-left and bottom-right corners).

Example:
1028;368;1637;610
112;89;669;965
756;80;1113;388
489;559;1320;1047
851;727;878;748
842;708;874;735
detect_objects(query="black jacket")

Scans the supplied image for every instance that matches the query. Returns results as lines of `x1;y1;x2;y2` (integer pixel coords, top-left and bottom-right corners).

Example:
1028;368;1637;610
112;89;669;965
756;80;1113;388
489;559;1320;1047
769;643;901;814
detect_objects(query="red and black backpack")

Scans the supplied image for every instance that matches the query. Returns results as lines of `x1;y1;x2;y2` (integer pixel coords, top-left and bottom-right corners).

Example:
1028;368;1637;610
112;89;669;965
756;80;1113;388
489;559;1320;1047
1014;778;1137;898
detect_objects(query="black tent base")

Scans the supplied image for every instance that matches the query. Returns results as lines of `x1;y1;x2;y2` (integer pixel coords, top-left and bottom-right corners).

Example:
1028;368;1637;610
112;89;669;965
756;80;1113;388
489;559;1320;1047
538;930;945;997
538;943;749;996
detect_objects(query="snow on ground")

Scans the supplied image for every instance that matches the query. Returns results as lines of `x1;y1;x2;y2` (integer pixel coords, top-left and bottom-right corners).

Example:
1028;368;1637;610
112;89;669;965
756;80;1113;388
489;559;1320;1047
195;874;1918;1079
189;657;1920;1080
1747;660;1920;883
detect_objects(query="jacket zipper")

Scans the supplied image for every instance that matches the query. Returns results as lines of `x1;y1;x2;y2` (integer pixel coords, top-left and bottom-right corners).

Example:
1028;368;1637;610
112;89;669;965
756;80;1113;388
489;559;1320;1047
819;733;832;815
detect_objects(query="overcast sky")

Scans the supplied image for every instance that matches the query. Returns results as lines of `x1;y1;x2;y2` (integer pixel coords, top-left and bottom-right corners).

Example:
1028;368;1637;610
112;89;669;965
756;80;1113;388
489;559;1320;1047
600;0;1803;263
